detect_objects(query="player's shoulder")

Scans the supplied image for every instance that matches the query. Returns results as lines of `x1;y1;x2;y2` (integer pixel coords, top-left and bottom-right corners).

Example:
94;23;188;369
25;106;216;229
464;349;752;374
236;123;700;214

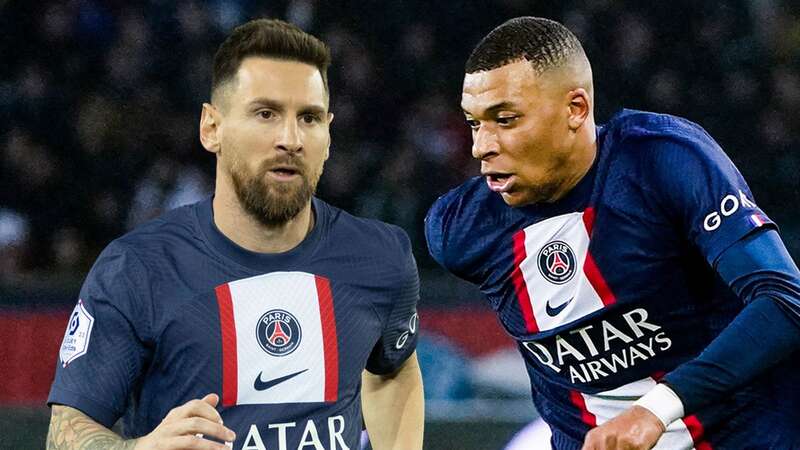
107;200;202;265
604;109;720;156
426;176;494;228
602;109;729;173
425;177;505;274
605;109;709;141
319;198;412;257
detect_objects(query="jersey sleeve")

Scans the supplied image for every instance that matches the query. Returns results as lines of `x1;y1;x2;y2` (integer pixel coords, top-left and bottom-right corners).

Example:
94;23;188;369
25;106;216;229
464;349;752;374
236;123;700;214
425;193;452;271
642;129;776;265
47;241;152;428
663;229;800;413
365;227;420;375
425;185;486;284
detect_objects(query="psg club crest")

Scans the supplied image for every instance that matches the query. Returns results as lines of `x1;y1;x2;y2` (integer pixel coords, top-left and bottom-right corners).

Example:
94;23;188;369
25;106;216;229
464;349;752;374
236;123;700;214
538;241;577;284
256;309;302;356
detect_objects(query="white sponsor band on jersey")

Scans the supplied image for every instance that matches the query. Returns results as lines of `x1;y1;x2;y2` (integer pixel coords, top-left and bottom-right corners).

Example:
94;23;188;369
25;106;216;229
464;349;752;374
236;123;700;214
239;415;349;450
522;308;673;383
515;210;615;333
217;271;338;406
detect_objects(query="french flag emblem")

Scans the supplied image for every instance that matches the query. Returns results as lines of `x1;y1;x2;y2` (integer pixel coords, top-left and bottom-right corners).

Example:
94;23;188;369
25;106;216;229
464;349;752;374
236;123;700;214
749;213;767;227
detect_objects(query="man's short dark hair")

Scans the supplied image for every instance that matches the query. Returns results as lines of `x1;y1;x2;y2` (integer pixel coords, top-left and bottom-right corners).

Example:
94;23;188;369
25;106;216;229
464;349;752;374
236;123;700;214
465;17;585;75
211;18;331;102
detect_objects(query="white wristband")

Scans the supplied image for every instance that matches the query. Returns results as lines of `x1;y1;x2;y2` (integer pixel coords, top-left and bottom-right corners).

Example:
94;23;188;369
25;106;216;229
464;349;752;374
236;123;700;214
633;384;685;429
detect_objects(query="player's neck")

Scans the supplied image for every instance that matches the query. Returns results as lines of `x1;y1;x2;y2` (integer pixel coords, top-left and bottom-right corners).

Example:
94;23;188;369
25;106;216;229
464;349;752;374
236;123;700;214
212;186;314;254
550;124;597;203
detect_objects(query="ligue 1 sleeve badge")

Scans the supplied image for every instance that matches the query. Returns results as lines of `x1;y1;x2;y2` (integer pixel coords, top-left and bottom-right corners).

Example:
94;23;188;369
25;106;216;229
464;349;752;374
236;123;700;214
256;309;302;356
60;299;95;367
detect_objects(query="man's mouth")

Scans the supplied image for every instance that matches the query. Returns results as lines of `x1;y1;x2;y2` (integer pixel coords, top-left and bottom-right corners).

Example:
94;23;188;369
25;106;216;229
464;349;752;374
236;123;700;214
267;165;302;181
484;172;514;193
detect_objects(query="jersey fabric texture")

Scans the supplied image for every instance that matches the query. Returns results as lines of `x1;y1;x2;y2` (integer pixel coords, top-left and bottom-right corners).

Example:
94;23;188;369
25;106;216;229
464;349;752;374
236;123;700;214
425;109;800;449
49;196;420;450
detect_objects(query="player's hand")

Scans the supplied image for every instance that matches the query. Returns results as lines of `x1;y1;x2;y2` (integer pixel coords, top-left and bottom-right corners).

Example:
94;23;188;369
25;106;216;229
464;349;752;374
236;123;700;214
581;405;665;450
134;393;235;449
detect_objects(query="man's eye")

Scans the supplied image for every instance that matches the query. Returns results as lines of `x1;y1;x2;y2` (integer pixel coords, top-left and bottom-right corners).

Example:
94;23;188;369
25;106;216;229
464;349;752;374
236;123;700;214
466;119;480;130
497;116;517;125
301;114;319;124
259;110;274;119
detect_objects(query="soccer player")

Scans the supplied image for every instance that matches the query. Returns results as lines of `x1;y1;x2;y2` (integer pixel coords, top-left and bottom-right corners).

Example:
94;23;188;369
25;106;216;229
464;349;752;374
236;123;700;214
47;19;423;450
425;17;800;450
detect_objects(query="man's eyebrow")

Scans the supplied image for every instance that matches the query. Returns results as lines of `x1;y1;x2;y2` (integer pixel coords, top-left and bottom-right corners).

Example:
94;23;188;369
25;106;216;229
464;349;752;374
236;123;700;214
247;98;326;116
462;101;518;116
247;97;285;111
299;105;327;116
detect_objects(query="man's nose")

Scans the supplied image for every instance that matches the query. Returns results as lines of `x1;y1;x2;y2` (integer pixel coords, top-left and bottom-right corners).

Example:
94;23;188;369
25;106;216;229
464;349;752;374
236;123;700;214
276;118;303;153
471;126;499;160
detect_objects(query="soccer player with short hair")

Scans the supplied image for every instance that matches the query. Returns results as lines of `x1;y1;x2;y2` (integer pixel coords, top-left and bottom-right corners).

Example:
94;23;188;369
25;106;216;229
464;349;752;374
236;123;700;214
425;16;800;449
47;19;424;450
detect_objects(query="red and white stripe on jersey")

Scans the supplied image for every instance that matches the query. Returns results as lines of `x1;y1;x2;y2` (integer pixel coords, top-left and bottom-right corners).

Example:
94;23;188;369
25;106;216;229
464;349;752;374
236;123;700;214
511;208;616;333
570;377;712;450
215;271;338;407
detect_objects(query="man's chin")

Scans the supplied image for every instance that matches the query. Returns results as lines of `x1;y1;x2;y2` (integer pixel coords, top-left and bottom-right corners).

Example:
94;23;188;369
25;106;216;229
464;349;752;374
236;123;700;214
237;188;308;226
499;182;562;207
501;191;532;207
247;203;307;227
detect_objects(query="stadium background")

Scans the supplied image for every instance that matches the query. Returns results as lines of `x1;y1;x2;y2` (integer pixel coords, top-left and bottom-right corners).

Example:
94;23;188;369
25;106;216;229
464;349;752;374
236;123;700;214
1;0;798;448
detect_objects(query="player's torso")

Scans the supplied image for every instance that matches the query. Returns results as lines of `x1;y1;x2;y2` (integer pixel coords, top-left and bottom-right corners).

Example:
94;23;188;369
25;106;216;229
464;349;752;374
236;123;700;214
504;203;739;448
122;209;398;449
432;111;800;448
468;141;743;448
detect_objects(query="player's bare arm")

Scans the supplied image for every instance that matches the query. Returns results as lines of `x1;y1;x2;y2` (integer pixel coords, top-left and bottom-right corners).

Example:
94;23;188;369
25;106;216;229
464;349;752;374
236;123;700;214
47;394;234;450
361;351;424;450
47;404;137;450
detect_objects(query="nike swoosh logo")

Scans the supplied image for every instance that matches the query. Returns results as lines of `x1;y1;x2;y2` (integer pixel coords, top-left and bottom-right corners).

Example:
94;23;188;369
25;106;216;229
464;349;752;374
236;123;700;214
254;369;308;391
546;297;573;317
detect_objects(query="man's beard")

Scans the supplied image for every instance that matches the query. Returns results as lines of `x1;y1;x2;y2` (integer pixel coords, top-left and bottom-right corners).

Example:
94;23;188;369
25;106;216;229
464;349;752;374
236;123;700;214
229;154;320;228
520;178;563;205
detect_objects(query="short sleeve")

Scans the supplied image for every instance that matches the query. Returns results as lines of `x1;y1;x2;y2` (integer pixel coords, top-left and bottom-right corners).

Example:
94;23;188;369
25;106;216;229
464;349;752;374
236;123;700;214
424;194;450;269
365;228;420;375
643;132;776;265
47;242;151;428
424;186;486;284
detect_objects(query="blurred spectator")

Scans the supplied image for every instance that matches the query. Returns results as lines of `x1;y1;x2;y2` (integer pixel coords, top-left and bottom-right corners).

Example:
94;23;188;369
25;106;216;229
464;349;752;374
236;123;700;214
0;208;31;280
127;156;212;227
0;0;797;281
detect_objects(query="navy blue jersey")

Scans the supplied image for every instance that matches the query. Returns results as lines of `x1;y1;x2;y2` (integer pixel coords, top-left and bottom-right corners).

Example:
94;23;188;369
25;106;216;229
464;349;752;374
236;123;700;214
49;196;419;450
426;110;800;449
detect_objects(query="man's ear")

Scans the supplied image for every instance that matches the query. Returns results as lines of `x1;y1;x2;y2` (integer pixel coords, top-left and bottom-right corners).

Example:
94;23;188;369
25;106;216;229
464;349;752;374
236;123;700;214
324;112;334;160
567;88;591;131
200;103;222;154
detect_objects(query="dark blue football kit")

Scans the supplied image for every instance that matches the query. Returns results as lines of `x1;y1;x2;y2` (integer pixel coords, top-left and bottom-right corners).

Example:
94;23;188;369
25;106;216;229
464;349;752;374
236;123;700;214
426;110;800;449
50;197;420;450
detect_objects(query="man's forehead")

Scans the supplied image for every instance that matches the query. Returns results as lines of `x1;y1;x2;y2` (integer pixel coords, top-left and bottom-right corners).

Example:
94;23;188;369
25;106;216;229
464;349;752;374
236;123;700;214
461;60;539;112
232;57;328;107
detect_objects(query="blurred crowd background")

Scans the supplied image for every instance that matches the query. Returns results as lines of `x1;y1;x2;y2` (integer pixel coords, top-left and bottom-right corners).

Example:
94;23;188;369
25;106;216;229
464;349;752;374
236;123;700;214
1;0;798;448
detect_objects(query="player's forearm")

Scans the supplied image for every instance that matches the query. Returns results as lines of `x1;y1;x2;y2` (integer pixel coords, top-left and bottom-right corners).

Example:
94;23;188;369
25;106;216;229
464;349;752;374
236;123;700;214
47;405;137;450
361;352;424;450
661;230;800;415
662;296;800;413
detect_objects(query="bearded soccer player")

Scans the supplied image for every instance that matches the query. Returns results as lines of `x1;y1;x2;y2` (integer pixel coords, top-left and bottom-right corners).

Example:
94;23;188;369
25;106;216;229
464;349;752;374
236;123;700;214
425;17;800;450
46;19;424;450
